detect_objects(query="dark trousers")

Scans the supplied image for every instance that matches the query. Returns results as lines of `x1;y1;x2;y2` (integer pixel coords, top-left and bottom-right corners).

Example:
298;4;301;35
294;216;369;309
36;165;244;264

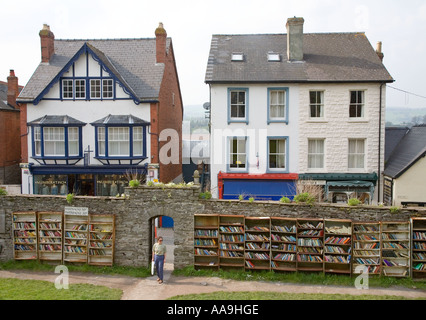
154;254;165;280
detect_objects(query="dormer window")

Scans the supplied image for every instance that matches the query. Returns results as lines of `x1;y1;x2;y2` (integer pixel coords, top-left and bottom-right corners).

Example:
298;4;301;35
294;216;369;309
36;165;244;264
268;52;281;62
231;53;244;61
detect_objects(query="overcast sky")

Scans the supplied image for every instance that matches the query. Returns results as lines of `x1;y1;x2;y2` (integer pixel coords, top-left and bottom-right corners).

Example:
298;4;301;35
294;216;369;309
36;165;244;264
1;0;425;109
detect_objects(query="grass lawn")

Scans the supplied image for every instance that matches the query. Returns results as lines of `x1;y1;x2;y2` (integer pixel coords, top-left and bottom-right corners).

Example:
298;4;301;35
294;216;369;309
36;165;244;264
0;278;122;300
168;291;425;300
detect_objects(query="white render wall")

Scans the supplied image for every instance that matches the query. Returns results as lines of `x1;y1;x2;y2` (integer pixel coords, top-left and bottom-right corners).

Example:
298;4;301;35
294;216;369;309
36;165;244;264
298;83;385;175
209;83;300;198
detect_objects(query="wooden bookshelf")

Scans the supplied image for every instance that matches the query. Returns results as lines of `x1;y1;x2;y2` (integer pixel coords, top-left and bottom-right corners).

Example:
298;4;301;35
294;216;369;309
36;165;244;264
270;217;297;272
324;219;352;275
37;212;63;262
296;218;324;272
244;217;271;271
194;214;219;269
352;221;381;276
63;213;89;263
88;214;115;266
219;215;245;269
411;217;426;279
381;221;410;277
12;212;38;260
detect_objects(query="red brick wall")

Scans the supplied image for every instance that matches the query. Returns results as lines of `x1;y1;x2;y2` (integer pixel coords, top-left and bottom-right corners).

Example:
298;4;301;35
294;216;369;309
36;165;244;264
157;40;183;183
0;110;21;183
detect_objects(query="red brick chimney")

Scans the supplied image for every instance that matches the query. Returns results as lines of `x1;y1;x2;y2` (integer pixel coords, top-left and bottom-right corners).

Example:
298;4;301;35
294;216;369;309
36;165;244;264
39;24;55;63
155;22;167;64
376;41;384;62
7;69;19;108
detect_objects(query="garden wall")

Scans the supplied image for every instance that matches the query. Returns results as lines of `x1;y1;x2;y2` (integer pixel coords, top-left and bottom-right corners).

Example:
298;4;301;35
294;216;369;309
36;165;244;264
1;186;425;269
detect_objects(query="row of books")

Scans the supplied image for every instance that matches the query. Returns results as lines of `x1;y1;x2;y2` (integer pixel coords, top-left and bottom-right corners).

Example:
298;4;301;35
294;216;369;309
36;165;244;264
14;244;36;251
413;232;426;240
39;222;61;230
354;250;380;257
298;230;324;237
413;263;426;271
354;257;380;265
220;234;244;242
272;225;296;233
271;244;296;252
325;225;351;235
39;244;62;251
413;242;426;250
383;259;407;267
298;222;323;229
219;243;244;250
298;238;323;247
64;246;87;253
324;255;350;264
219;226;244;233
90;241;112;248
382;233;409;240
220;250;244;258
246;242;270;250
273;253;296;261
65;231;87;239
39;238;62;243
194;248;217;256
271;234;296;242
66;224;88;231
324;236;351;245
297;254;323;262
39;230;62;237
14;238;36;244
245;233;269;241
354;242;379;249
13;222;36;229
90;233;113;240
382;242;409;249
195;229;218;237
89;249;110;256
354;225;379;232
354;235;379;241
246;226;269;232
298;246;323;254
194;239;217;246
14;230;36;237
245;252;270;260
413;252;426;260
325;246;350;254
65;239;87;245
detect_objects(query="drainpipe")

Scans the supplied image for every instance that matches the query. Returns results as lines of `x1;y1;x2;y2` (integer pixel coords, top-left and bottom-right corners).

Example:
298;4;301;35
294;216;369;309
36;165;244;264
378;82;385;204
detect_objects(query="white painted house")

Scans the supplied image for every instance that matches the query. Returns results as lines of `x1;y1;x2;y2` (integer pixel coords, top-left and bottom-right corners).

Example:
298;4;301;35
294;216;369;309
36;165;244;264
17;24;183;196
205;17;393;203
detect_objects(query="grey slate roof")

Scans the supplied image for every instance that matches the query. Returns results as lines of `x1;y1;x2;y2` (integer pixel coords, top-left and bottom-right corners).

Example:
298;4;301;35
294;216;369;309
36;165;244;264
205;33;394;83
385;126;409;162
90;114;150;125
384;125;426;178
28;115;86;125
18;38;171;102
0;81;23;111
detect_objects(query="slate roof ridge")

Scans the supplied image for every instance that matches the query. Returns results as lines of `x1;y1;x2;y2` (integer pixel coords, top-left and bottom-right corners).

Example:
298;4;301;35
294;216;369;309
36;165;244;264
211;31;365;36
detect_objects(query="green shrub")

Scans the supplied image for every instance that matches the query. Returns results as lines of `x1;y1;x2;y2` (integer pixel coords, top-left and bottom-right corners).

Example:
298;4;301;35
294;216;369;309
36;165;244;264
390;206;401;214
129;180;140;188
280;197;291;203
348;198;361;206
0;188;7;196
66;193;74;205
238;194;244;201
294;192;316;204
248;197;255;203
199;191;212;200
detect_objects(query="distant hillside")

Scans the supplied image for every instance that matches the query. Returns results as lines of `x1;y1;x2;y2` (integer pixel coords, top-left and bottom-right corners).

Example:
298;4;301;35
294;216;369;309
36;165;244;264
386;107;426;125
184;105;206;119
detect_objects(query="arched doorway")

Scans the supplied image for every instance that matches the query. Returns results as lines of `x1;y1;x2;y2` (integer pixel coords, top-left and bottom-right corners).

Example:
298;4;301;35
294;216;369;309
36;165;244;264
150;215;175;273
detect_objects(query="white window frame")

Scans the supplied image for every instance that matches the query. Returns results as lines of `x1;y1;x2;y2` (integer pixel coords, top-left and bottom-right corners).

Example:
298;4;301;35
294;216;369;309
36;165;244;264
102;79;113;98
98;127;106;156
68;127;80;156
90;79;101;99
309;91;324;118
133;127;143;156
62;79;74;99
108;127;130;156
74;79;86;99
228;137;247;171
349;91;365;118
34;127;41;156
308;139;325;169
348;139;365;169
43;127;65;156
269;89;287;121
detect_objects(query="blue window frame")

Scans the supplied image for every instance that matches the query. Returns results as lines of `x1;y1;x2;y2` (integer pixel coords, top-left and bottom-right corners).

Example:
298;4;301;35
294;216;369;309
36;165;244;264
228;88;249;124
30;125;84;165
93;124;148;165
267;88;289;124
267;136;289;173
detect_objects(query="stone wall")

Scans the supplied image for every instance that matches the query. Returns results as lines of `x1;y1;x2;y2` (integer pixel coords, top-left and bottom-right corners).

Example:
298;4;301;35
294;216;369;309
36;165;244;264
0;186;425;269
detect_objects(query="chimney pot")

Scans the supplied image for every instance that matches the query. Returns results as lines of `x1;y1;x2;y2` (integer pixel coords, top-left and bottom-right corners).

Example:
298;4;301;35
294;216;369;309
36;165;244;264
39;24;55;63
376;41;384;62
286;17;304;62
7;70;19;108
155;22;167;64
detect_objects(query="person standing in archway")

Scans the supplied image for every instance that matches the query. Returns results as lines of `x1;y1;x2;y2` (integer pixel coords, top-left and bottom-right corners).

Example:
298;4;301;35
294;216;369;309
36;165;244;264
152;236;167;284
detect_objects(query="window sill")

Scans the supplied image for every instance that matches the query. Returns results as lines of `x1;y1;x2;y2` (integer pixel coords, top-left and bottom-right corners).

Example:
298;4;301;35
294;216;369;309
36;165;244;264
347;119;369;123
